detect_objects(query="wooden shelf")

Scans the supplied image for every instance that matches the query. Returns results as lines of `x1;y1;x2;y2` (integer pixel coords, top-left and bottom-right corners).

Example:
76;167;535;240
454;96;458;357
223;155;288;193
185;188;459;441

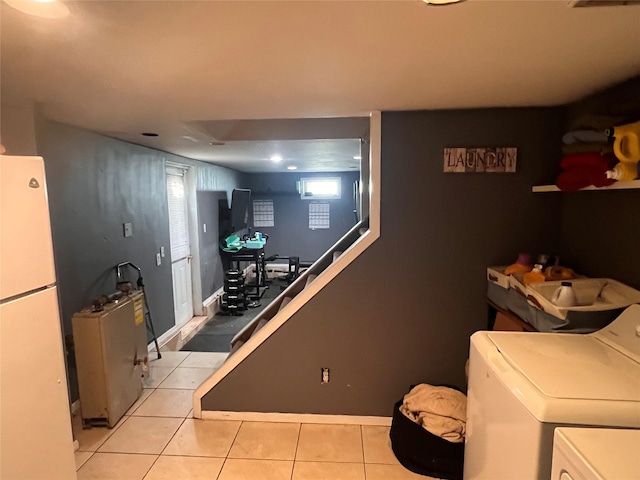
532;180;640;193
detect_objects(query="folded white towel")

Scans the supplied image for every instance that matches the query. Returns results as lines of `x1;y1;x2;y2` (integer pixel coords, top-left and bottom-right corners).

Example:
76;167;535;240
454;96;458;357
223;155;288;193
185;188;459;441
399;384;467;443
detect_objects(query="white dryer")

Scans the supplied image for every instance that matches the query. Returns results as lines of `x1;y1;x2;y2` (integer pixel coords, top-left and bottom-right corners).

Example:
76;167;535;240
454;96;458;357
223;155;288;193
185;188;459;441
464;304;640;480
551;428;640;480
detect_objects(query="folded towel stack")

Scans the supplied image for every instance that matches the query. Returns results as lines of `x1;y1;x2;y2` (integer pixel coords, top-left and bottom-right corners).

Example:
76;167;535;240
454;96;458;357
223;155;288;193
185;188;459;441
555;152;617;191
556;114;622;190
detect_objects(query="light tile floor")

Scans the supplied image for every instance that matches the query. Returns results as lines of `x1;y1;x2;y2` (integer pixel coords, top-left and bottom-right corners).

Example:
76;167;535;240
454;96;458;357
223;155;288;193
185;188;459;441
73;351;434;480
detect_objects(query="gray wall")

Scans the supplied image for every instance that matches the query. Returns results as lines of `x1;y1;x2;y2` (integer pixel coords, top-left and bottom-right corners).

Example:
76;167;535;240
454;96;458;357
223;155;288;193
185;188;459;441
202;107;565;415
197;191;228;300
35;118;245;400
559;76;640;288
0;103;38;155
559;190;639;288
246;172;360;263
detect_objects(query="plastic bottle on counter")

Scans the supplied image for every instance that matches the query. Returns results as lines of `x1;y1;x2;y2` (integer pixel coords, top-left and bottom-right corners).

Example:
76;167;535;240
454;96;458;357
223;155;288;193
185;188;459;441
551;281;577;308
523;264;545;287
606;162;638;182
503;253;532;276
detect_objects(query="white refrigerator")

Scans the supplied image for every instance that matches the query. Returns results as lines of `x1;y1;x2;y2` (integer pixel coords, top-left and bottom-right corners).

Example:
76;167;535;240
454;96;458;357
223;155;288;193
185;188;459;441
0;155;77;479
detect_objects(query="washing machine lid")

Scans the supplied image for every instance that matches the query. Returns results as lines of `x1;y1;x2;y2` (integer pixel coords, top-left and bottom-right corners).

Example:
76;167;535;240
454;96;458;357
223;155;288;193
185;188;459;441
487;332;640;402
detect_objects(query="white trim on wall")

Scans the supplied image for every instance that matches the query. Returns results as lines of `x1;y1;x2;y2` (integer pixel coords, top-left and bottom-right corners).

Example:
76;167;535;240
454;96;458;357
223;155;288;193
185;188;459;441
165;160;203;317
200;410;392;426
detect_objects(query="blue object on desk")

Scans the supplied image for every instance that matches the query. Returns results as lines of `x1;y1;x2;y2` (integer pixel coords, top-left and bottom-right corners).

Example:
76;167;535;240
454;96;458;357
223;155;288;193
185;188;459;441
245;239;265;249
221;234;244;253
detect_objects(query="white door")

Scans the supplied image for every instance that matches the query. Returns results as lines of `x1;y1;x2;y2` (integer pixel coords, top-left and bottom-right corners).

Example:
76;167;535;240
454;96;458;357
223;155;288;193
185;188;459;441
166;165;193;326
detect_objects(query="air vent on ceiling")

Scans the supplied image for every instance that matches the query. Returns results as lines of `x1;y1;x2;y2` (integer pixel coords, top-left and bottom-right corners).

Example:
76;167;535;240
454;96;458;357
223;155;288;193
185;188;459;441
569;0;639;7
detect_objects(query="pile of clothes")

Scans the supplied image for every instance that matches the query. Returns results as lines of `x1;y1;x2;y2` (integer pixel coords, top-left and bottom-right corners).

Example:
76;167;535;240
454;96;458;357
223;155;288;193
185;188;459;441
399;384;467;443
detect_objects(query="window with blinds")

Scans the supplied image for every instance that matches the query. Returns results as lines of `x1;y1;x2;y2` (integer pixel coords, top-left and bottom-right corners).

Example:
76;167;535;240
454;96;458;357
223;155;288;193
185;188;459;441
166;166;190;261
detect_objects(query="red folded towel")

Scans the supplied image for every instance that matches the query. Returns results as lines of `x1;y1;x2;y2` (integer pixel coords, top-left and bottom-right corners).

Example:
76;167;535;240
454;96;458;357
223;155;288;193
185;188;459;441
556;166;616;192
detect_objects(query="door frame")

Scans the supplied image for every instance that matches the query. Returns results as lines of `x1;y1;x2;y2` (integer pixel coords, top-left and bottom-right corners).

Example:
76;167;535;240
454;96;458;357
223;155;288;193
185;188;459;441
166;160;203;320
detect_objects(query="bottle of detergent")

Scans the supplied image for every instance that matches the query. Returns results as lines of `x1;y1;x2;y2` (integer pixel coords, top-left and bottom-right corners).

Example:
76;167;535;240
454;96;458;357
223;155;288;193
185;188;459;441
551;281;577;308
606;162;639;182
607;120;640;164
523;264;545;287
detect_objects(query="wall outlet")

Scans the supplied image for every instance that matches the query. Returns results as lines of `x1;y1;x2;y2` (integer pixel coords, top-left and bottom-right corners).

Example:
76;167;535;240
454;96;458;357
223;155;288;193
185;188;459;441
321;368;330;384
156;253;162;266
123;222;133;237
160;246;165;257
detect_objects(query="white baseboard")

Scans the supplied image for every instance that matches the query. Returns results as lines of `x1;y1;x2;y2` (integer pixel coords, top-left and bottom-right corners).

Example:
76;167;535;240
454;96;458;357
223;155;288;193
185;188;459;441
149;314;211;353
199;410;392;426
202;284;225;317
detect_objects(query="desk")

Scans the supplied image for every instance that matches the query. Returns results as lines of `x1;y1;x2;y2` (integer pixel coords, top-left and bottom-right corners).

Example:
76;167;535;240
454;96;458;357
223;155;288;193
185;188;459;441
224;247;267;300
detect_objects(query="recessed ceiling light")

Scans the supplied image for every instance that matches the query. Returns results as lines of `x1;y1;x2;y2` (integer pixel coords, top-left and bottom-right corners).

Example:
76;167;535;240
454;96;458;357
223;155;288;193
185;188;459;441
270;154;283;163
141;132;159;137
4;0;70;18
287;165;298;171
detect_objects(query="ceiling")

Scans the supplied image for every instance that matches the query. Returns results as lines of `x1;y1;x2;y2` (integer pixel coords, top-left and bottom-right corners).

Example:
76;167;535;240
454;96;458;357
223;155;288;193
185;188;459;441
1;0;640;172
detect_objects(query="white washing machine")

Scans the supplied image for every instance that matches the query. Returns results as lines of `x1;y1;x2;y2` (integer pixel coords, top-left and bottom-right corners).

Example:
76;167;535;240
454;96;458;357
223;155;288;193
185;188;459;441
464;304;640;480
551;428;640;480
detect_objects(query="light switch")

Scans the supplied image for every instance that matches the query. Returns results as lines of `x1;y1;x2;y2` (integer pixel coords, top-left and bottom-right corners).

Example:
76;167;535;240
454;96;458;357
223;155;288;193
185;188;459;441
160;246;165;257
123;222;133;237
156;253;161;266
203;223;207;233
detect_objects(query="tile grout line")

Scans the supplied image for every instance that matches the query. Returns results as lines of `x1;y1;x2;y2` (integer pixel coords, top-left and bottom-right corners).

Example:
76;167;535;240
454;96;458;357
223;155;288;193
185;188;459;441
88;414;131;454
145;362;179;389
138;453;161;480
74;450;94;472
214;419;245;480
77;353;192;476
289;422;303;480
157;415;189;457
176;351;192;367
360;424;368;480
137;413;189;478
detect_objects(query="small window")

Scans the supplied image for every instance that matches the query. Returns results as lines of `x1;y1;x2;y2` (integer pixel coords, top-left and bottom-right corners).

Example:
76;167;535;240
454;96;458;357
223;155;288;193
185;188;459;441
299;177;341;200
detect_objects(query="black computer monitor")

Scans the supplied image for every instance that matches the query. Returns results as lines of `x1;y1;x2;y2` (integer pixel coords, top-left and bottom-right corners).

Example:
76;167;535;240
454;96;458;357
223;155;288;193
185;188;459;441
230;188;251;234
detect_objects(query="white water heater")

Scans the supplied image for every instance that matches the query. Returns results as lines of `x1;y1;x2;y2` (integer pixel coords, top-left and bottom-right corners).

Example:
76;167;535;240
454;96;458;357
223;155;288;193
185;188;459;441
72;290;147;428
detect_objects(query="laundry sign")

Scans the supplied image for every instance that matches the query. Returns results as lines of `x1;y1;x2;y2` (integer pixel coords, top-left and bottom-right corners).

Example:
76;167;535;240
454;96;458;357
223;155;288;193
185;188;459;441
443;147;517;173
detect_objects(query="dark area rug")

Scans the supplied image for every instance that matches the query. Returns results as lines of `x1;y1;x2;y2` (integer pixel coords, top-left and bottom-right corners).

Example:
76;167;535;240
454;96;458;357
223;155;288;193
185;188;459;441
181;277;288;353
